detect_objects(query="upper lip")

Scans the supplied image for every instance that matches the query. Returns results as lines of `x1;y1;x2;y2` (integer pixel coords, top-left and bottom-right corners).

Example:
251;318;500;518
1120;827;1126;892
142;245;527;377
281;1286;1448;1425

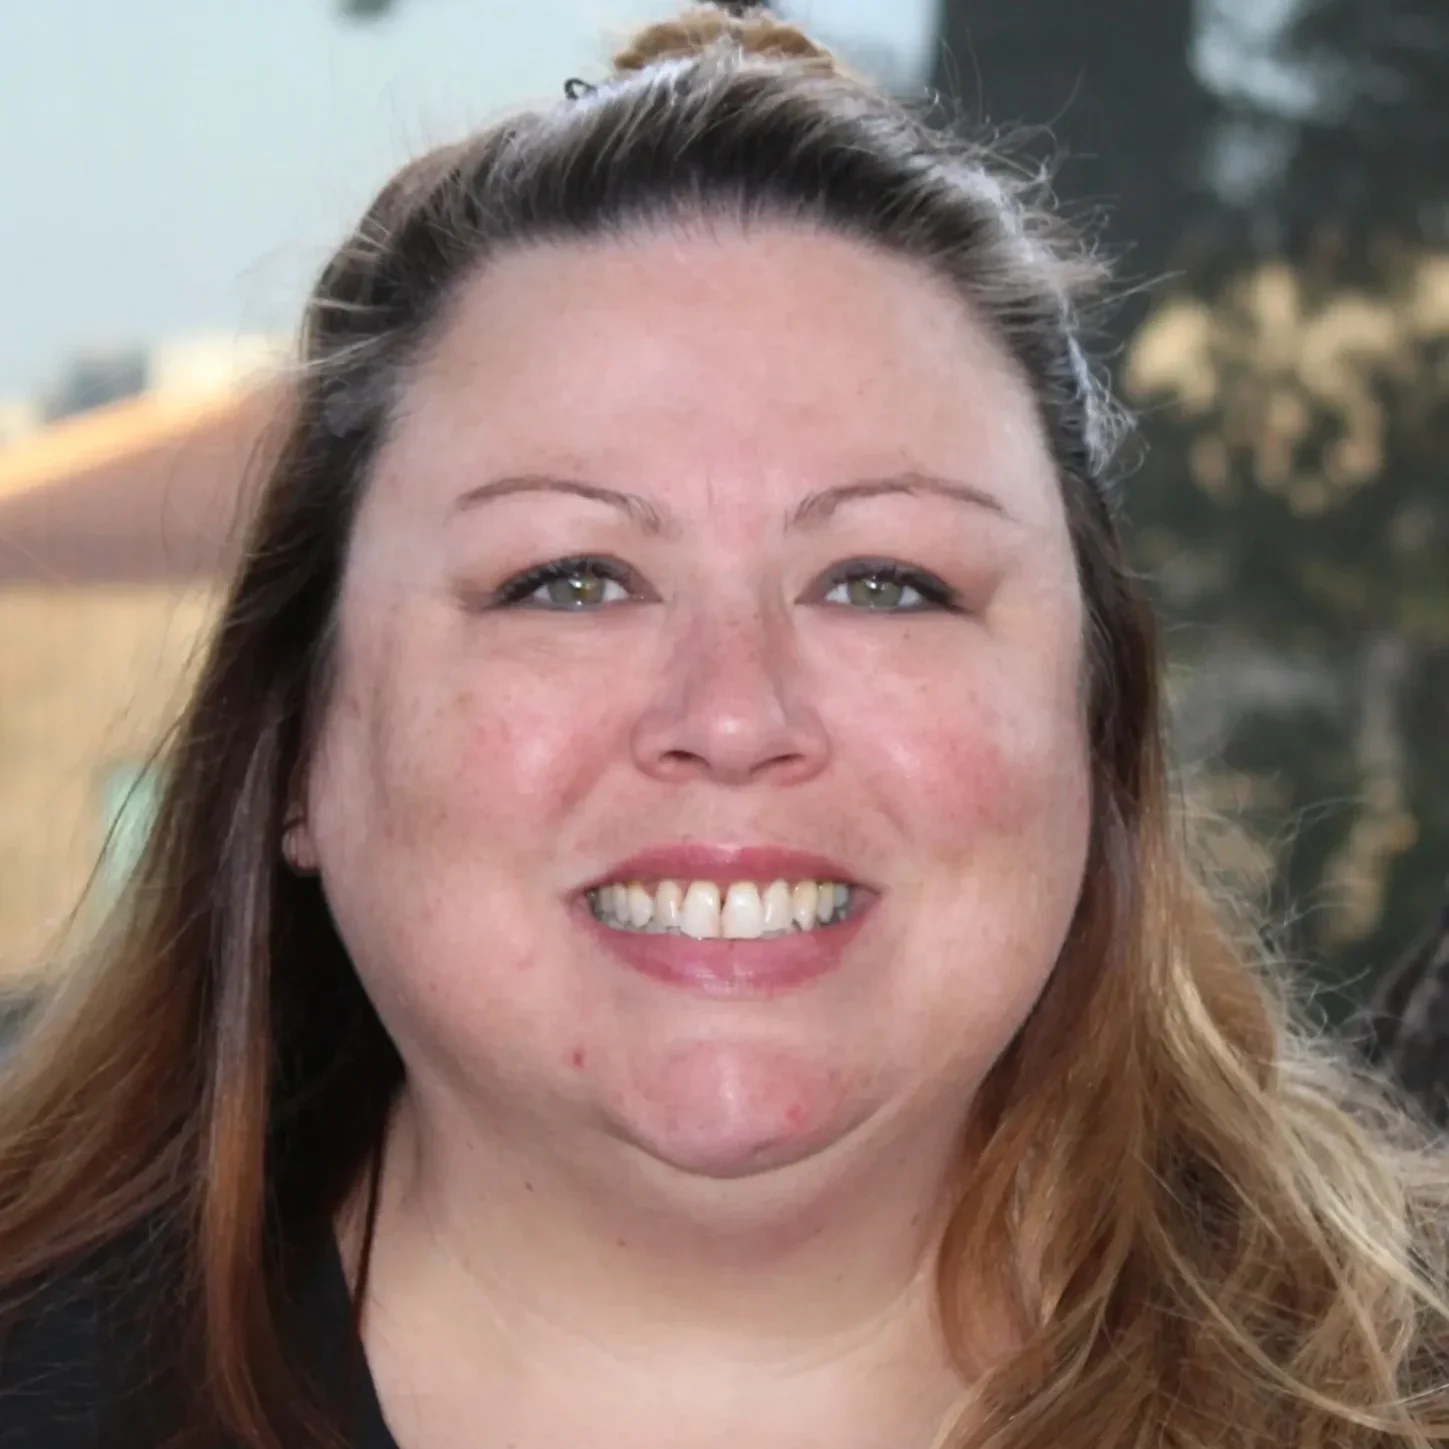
581;843;871;892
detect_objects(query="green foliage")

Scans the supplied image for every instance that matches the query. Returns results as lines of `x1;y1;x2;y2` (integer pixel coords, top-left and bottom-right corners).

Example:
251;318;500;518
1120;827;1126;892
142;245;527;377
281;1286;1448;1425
1124;241;1449;1012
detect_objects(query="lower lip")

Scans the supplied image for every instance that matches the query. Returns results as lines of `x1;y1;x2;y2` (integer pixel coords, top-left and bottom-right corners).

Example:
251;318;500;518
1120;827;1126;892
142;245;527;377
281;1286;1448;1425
575;900;870;997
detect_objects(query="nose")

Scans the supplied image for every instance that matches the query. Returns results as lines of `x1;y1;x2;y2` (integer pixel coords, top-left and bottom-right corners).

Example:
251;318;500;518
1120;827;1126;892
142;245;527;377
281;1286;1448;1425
630;600;831;788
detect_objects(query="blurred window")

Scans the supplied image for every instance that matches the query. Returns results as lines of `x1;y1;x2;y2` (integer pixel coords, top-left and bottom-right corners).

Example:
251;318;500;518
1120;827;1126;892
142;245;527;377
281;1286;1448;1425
98;761;163;893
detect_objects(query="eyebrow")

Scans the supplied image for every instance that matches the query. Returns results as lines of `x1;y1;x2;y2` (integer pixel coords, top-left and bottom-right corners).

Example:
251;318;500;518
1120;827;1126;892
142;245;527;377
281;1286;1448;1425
788;471;1010;529
449;469;1009;533
451;475;671;534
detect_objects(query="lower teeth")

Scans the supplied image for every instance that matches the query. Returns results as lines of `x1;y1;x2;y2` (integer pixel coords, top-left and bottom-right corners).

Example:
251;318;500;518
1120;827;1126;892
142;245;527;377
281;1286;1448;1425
596;920;824;937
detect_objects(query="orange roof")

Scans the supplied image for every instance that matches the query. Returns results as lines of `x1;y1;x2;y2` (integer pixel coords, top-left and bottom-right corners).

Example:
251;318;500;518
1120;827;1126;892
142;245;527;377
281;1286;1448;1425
0;389;254;500
0;383;289;585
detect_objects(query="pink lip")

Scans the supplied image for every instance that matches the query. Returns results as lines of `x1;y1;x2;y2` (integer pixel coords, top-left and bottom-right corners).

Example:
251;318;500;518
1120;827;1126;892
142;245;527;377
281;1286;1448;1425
577;901;870;997
582;843;870;892
575;843;876;998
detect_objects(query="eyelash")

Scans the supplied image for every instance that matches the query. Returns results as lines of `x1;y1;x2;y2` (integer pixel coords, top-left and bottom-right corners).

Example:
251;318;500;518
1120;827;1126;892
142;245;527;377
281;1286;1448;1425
819;558;961;612
488;555;962;612
491;554;642;608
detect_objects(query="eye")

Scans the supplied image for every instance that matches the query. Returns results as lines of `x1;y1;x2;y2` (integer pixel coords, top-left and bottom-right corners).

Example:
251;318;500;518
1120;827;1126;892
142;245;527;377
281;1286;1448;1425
491;555;640;610
817;559;960;613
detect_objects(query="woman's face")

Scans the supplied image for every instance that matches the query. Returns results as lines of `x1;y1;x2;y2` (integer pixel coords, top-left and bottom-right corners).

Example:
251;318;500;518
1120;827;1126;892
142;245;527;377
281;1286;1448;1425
300;225;1092;1183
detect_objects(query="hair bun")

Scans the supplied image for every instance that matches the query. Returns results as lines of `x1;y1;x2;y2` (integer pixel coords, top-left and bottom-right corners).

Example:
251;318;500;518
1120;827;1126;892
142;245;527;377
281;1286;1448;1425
612;4;842;77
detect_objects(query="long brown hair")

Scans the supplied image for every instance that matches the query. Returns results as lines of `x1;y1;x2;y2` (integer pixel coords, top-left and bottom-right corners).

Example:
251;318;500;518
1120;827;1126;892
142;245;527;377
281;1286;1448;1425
3;6;1447;1445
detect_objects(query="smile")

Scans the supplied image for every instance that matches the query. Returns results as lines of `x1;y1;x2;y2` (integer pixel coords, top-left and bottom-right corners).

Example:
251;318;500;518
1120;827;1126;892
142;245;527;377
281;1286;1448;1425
587;879;857;938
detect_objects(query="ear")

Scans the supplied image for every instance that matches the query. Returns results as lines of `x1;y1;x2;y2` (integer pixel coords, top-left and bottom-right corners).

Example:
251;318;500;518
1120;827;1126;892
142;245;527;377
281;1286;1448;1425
280;742;322;874
281;811;321;875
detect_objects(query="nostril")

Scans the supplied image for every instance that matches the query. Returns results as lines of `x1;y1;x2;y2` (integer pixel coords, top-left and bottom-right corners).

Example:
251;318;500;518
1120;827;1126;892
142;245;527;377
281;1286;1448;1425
650;736;824;788
629;661;832;787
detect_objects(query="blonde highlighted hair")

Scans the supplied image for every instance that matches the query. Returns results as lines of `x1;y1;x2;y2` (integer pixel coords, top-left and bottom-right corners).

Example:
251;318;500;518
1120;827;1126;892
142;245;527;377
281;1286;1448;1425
2;5;1446;1445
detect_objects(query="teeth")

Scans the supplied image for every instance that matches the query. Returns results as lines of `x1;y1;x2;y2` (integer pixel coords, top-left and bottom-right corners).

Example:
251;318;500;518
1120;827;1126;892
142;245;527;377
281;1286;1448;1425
791;881;818;931
762;879;793;933
816;881;835;924
655;880;683;931
627;882;654;929
722;882;764;939
590;877;855;937
680;881;722;939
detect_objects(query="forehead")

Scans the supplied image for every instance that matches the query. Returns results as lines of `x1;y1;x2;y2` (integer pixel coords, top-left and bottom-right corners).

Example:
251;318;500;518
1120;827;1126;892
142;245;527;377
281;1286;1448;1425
384;223;1061;526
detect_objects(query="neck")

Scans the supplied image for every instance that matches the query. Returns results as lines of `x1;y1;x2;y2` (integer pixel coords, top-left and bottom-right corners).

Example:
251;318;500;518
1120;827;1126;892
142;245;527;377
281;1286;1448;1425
346;1084;969;1442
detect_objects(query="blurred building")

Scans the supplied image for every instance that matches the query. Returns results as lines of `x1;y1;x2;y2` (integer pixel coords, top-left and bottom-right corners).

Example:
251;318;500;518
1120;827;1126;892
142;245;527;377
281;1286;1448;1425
0;336;284;984
0;398;40;450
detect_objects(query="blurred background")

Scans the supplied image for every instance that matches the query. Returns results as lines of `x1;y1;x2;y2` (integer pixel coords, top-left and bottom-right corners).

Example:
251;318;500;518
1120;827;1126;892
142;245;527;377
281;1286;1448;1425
0;0;1445;1035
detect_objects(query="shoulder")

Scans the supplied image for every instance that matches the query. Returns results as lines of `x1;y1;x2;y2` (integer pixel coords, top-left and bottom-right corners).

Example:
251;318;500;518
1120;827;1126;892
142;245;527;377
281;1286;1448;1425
0;1261;107;1448
1;1222;374;1449
0;1227;181;1449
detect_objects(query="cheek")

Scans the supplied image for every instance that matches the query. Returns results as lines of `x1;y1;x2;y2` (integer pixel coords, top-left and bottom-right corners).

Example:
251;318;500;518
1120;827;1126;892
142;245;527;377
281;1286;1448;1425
321;645;626;862
844;647;1089;857
304;634;627;1004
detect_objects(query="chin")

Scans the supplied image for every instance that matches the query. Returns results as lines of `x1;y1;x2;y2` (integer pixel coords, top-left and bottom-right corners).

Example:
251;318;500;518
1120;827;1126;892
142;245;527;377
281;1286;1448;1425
611;1036;863;1181
630;1114;846;1182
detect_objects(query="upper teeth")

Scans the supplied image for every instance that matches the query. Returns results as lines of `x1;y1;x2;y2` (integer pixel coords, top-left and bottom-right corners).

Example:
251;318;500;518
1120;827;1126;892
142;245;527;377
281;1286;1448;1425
589;879;854;938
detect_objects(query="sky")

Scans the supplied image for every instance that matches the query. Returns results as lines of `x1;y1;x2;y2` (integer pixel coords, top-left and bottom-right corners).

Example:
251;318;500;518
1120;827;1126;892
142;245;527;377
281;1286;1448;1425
0;0;937;396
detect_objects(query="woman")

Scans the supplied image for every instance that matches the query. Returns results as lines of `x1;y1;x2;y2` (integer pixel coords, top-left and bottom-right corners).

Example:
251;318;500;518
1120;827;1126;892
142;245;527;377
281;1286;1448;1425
2;5;1447;1446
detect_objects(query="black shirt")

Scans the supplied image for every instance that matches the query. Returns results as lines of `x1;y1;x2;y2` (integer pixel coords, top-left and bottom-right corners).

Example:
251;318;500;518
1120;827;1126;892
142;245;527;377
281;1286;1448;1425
0;1233;398;1448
